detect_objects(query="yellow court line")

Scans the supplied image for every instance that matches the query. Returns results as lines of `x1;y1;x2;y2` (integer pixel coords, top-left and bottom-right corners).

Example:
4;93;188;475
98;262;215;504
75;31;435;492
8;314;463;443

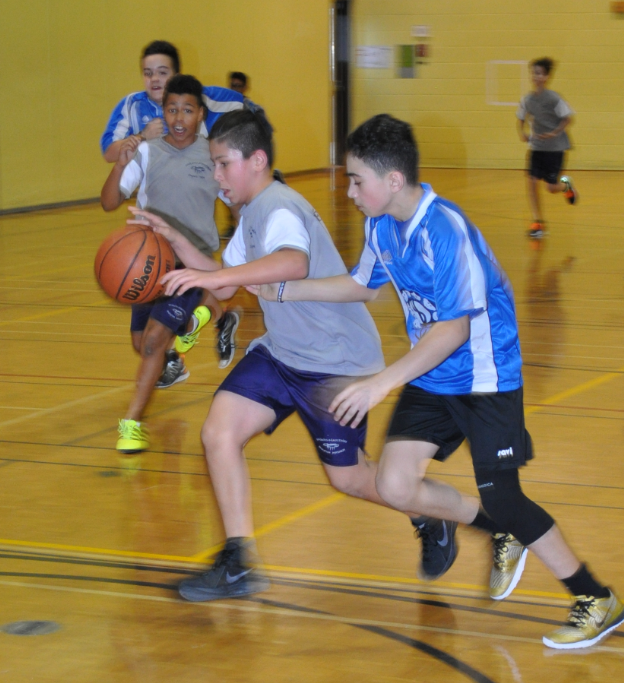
0;538;193;564
525;364;624;415
189;492;346;561
0;299;107;326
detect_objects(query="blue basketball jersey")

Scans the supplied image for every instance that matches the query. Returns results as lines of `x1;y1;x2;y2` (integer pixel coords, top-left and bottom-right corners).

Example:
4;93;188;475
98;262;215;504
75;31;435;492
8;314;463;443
351;183;523;395
100;87;243;153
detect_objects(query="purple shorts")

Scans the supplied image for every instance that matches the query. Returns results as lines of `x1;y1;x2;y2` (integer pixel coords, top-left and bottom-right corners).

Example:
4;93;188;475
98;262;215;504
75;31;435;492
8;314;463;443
217;345;367;467
130;288;203;335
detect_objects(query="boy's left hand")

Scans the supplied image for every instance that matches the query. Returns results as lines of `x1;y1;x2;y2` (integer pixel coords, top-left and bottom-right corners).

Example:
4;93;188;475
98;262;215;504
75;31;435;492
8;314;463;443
329;375;390;428
161;268;215;296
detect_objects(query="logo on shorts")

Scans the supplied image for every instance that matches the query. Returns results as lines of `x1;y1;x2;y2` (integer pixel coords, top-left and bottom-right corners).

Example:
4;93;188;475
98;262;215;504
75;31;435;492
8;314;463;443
477;482;494;490
317;438;347;456
497;447;514;459
166;305;186;322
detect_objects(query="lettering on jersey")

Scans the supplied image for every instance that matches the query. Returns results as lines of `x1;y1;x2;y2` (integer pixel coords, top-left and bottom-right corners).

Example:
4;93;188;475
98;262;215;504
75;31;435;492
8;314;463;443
497;447;514;459
400;289;438;324
381;250;392;264
316;438;347;456
187;163;209;179
122;255;156;301
142;115;151;123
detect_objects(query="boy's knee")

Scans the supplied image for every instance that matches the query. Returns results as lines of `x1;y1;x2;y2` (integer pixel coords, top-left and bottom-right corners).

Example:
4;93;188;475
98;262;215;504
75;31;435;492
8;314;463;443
326;467;363;498
375;469;415;510
546;183;559;193
141;327;171;358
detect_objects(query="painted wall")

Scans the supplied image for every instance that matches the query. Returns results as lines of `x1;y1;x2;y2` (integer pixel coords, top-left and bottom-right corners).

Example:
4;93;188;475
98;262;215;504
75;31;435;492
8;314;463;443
0;0;331;210
351;1;624;169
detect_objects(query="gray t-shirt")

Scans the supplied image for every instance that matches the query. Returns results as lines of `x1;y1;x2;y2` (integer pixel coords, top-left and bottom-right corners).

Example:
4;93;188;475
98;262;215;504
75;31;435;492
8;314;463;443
120;136;219;255
517;89;573;152
223;181;385;377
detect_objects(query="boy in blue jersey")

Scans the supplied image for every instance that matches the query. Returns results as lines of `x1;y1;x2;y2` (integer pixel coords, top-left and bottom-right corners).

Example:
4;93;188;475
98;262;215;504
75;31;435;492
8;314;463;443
101;40;244;163
260;114;623;650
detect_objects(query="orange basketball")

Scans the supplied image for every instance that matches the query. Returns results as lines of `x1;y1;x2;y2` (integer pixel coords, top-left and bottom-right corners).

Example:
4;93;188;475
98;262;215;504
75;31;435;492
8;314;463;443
94;226;176;304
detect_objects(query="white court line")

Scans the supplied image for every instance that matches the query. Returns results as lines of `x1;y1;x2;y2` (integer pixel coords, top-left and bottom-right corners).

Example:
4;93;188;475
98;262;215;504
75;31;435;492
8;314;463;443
0;406;46;411
0;579;623;653
0;384;129;430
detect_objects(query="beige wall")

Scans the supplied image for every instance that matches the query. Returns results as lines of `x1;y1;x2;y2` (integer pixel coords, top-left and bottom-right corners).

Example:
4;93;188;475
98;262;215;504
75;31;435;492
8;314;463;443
0;0;331;210
352;1;624;169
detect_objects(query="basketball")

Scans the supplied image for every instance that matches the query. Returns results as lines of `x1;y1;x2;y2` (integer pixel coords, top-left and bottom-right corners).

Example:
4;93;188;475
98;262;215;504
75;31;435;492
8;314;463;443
94;225;176;304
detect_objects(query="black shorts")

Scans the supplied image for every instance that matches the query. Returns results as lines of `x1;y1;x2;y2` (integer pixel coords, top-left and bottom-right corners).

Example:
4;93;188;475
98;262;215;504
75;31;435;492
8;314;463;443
527;150;564;184
387;384;533;471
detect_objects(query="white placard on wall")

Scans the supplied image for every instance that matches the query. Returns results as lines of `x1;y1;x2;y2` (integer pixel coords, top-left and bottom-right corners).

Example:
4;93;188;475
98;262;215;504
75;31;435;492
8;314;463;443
355;46;393;69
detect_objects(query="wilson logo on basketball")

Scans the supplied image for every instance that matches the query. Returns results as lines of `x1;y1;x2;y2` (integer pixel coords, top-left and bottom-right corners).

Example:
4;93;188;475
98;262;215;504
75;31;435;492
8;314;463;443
122;255;157;301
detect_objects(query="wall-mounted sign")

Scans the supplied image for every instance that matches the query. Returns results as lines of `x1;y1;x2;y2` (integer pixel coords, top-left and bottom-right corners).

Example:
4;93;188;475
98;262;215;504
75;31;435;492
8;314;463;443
355;45;393;69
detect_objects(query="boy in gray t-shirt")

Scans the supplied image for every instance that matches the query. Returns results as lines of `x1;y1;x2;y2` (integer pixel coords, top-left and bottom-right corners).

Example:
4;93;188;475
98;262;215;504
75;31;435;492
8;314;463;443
132;110;422;603
517;57;578;240
101;75;236;455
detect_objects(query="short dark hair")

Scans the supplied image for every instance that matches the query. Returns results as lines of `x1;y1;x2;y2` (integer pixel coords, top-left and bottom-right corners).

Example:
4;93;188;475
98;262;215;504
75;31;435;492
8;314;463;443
229;71;247;86
346;114;419;186
163;74;206;117
531;57;554;75
209;109;274;167
142;40;180;74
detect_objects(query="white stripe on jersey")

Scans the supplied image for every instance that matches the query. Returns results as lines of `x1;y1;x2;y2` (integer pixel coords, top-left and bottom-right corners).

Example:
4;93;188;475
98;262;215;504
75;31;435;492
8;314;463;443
113;97;133;142
136;143;150;209
351;217;379;287
202;94;244;113
402;189;437;257
440;205;497;391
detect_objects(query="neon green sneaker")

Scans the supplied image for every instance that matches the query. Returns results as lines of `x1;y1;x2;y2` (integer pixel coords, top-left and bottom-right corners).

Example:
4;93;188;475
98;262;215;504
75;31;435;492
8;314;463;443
116;419;149;454
175;306;212;354
543;590;624;649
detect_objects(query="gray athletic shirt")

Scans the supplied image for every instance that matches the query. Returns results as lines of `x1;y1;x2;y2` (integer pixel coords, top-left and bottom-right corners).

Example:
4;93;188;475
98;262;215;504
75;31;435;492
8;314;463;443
517;89;573;152
223;181;385;376
120;136;220;254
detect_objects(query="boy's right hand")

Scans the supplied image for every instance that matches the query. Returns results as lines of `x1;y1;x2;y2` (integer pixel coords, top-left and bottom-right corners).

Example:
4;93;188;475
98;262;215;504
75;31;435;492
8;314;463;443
126;207;179;246
142;118;164;140
117;136;141;166
245;283;280;301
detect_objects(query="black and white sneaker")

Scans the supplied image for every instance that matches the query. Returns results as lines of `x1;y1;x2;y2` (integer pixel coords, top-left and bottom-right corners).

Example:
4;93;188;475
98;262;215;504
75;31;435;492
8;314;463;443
216;308;241;369
178;539;269;602
155;349;190;389
411;517;459;581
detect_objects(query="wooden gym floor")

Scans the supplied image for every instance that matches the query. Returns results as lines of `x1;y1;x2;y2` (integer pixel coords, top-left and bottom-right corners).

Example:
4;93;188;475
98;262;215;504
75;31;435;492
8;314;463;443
0;168;623;681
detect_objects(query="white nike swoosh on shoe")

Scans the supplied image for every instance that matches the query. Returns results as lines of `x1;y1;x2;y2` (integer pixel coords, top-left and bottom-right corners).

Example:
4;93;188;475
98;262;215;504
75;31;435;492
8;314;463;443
225;569;252;584
438;522;449;547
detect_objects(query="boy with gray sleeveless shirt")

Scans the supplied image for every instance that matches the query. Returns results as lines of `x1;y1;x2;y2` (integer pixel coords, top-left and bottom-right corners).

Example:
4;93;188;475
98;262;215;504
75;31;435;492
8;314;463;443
517;57;578;240
133;109;421;602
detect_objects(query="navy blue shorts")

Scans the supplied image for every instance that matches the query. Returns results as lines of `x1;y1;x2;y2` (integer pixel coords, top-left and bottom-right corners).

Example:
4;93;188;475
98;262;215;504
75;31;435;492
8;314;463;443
217;345;367;467
387;384;533;471
130;288;203;335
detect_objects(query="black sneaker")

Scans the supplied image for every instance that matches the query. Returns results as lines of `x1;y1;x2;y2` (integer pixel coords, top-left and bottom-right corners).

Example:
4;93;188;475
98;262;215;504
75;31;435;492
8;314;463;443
216;308;241;369
155;350;190;389
411;517;459;581
178;540;269;602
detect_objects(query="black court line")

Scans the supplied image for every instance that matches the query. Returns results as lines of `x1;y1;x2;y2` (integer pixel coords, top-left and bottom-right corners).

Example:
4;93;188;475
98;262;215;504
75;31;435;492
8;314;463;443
0;568;498;683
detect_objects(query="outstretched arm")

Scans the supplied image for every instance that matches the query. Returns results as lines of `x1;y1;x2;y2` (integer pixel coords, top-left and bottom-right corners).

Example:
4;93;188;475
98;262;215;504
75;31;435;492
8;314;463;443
249;274;378;303
330;315;470;427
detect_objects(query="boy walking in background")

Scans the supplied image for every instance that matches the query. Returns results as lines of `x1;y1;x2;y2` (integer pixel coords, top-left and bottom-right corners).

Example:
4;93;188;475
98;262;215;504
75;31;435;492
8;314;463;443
517;57;578;240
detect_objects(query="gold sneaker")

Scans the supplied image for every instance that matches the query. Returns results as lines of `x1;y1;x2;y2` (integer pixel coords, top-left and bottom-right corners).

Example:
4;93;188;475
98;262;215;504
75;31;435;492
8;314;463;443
543;590;624;649
489;533;528;600
116;419;149;454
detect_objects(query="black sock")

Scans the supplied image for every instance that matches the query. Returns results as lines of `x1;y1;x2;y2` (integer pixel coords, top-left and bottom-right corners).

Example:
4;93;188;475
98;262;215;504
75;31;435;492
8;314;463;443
561;564;610;599
469;509;504;535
